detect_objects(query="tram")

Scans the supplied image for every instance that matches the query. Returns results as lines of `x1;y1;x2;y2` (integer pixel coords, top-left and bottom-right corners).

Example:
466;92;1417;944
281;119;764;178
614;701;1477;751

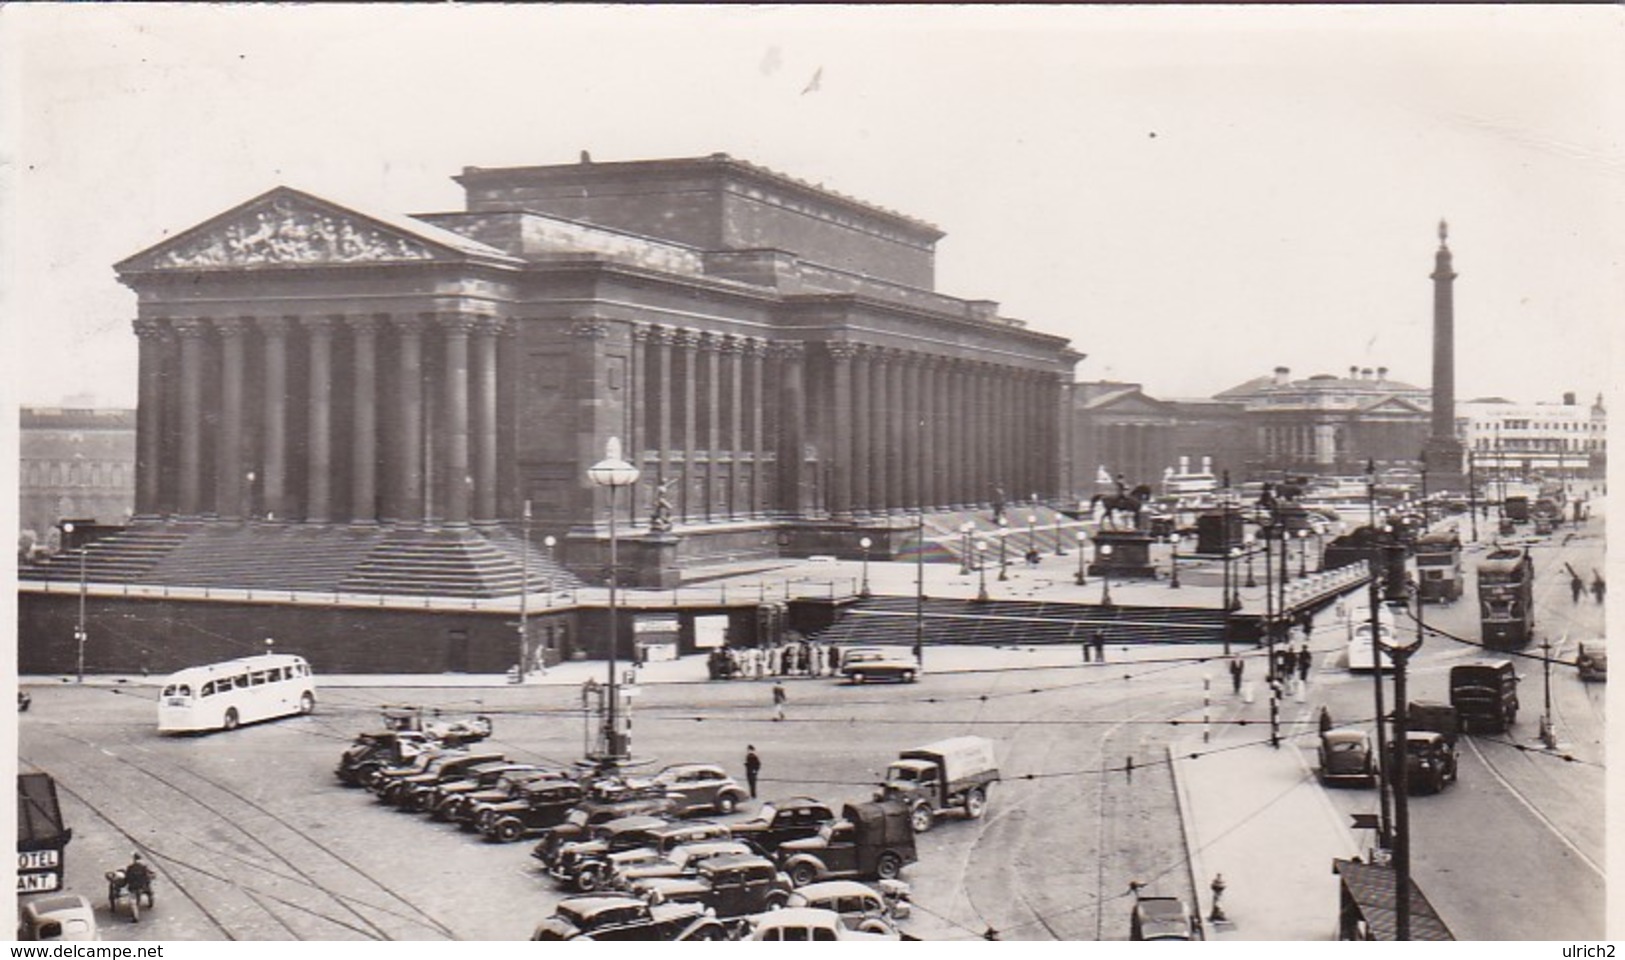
1476;548;1534;650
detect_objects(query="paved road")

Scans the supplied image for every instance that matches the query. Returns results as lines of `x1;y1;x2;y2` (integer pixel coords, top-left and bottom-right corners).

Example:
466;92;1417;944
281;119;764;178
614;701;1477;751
21;646;1222;941
1308;517;1607;939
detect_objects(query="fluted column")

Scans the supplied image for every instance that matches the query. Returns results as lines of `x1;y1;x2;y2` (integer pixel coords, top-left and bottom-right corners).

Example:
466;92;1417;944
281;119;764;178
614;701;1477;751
257;318;290;521
132;319;168;518
653;326;676;498
677;328;700;522
851;345;873;516
388;315;426;525
173;319;208;517
906;353;924;511
630;323;656;507
302;317;335;523
746;338;767;518
724;335;745;519
211;318;248;520
886;349;907;514
869;349;891;513
925;356;943;510
440;315;474;527
775;342;807;517
471;319;501;525
827;341;857;521
348;317;380;524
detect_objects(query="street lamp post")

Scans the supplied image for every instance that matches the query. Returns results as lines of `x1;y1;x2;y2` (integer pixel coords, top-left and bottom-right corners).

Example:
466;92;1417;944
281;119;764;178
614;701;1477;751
1297;528;1310;579
1027;514;1038;560
1168;534;1181;589
1467;451;1479;542
1054;516;1066;556
975;540;990;602
959;522;975;575
543;535;557;607
63;522;87;683
859;537;873;598
997;519;1009;581
1076;532;1088;585
1099;543;1114;607
1244;533;1257;588
587;439;640;769
517;500;531;683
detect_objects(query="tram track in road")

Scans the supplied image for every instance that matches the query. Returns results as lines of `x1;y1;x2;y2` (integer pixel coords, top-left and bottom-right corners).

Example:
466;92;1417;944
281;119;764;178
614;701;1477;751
1461;734;1604;880
29;729;461;940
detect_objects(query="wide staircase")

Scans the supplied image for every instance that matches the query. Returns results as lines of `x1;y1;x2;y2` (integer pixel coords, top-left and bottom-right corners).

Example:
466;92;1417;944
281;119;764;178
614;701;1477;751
809;594;1227;648
23;522;581;599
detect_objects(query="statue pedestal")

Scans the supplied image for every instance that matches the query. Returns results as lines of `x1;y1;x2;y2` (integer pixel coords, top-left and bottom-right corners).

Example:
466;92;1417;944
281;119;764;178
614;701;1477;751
1088;529;1158;579
629;534;681;589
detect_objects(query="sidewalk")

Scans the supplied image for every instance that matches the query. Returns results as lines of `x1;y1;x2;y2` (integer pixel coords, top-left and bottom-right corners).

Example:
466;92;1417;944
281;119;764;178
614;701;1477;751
1169;637;1361;940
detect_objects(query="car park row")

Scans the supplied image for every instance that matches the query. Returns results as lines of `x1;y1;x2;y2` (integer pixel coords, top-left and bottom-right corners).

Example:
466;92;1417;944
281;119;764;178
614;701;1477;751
334;707;926;940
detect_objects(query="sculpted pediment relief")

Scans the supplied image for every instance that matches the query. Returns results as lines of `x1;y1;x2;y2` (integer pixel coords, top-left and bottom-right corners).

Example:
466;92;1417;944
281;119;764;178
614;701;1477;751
141;191;439;269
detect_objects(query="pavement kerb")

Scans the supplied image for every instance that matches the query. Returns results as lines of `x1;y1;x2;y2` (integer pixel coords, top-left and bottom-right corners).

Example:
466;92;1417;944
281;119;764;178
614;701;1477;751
1166;741;1212;941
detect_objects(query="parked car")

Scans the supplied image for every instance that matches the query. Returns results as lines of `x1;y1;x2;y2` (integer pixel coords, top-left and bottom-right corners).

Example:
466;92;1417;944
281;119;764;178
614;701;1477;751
724;797;838;858
612;839;759;889
633;853;794;923
740;906;901;941
531;894;728;941
367;745;469;796
1390;731;1459;794
650;763;750;816
425;762;551;820
532;814;670;871
1130;893;1198;941
335;729;435;787
385;751;507;808
1317;728;1376;786
786;879;911;934
1577;639;1607;682
17;894;98;941
450;769;567;828
480;778;589;842
551;819;728;893
522;784;679;854
840;647;919;684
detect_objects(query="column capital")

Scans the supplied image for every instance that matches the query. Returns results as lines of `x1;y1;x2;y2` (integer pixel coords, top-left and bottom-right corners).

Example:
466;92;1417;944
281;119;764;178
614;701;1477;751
300;315;337;333
631;322;658;343
437;313;480;335
653;324;683;346
389;314;429;335
741;336;769;356
345;315;381;335
718;333;747;355
132;318;170;340
471;316;508;337
768;340;805;361
171;318;210;339
569;320;611;339
695;330;725;352
826;340;860;361
212;317;251;338
675;327;705;350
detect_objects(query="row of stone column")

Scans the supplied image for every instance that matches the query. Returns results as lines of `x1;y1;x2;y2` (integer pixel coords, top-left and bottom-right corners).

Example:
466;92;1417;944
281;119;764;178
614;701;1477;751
133;313;504;526
632;325;774;523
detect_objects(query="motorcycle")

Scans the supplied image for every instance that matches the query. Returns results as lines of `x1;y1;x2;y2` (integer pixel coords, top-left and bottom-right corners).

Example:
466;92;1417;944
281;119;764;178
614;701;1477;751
106;866;155;923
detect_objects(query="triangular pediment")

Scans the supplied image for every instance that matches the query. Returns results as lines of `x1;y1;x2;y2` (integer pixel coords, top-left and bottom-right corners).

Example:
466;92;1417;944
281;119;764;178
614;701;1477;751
1360;395;1430;415
117;187;500;272
1084;388;1176;417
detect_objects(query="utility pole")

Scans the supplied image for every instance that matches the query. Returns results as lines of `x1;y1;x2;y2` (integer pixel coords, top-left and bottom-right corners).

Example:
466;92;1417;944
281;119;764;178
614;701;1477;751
1368;568;1393;853
518;500;531;683
1540;635;1556;749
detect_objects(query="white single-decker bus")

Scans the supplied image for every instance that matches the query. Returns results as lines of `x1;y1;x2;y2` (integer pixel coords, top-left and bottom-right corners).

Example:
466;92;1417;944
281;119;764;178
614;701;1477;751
158;654;316;733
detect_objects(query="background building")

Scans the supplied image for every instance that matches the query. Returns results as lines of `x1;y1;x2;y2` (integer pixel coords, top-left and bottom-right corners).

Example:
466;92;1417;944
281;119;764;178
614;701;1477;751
18;406;136;555
1459;393;1607;483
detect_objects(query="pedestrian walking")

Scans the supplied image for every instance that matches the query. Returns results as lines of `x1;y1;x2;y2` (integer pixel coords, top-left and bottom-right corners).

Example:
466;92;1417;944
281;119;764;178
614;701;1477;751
1228;655;1244;695
827;645;841;677
1082;634;1093;663
1572;573;1585;604
744;745;762;799
1318;705;1334;735
1280;647;1296;680
772;681;787;722
1093;630;1107;663
1298;643;1312;683
1592;572;1606;605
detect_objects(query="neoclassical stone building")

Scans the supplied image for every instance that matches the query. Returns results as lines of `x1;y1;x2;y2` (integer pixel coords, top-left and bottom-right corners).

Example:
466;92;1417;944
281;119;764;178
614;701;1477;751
110;153;1080;591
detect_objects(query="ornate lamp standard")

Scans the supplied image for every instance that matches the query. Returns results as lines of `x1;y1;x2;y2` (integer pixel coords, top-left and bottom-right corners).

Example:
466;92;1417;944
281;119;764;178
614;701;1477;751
543;535;558;607
1296;528;1310;579
61;521;87;683
997;518;1009;581
975;540;990;602
1244;532;1258;588
959;521;975;575
1076;532;1089;586
1168;533;1182;589
1054;516;1067;556
517;500;532;683
1098;543;1114;607
1026;514;1038;559
587;439;639;768
859;537;873;598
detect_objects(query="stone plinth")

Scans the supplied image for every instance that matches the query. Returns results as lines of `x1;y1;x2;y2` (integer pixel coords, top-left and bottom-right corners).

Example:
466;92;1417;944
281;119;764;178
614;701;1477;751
1088;529;1158;579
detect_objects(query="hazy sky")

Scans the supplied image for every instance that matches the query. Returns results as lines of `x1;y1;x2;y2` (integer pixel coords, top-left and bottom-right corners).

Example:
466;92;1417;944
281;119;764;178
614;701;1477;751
3;5;1620;410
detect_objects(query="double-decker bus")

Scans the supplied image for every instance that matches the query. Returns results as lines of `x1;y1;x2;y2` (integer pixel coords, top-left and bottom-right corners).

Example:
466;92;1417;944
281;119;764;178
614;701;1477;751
1476;548;1534;650
1413;530;1463;603
158;654;316;733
